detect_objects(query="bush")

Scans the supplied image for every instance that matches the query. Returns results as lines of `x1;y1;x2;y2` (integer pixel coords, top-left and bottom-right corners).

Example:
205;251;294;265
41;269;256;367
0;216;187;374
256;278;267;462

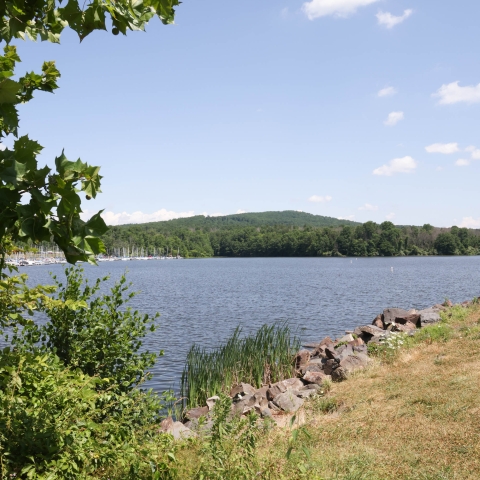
14;267;160;392
0;350;176;479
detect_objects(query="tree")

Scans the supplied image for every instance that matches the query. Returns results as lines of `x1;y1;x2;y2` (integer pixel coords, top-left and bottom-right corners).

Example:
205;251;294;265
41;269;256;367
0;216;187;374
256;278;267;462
434;233;459;255
0;0;178;43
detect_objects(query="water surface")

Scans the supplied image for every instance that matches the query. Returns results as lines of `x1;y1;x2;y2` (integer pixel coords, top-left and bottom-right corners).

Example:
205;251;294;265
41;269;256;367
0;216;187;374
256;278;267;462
21;256;480;392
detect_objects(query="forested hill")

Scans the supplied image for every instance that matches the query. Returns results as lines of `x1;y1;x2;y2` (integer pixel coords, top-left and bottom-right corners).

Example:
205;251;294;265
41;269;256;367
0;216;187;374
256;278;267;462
102;212;480;258
128;211;359;231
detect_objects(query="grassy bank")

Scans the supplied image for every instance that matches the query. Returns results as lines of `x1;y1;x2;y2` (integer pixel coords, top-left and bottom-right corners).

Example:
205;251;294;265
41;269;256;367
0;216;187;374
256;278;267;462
173;303;480;479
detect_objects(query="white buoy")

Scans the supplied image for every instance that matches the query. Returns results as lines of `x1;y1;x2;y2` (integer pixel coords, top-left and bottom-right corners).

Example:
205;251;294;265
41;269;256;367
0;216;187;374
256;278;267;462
391;266;394;272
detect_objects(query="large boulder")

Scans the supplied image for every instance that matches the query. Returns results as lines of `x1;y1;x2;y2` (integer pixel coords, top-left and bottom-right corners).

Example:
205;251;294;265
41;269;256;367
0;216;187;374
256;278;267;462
302;371;331;385
418;308;441;326
353;325;385;343
331;353;369;382
267;378;304;401
383;308;411;326
272;390;304;413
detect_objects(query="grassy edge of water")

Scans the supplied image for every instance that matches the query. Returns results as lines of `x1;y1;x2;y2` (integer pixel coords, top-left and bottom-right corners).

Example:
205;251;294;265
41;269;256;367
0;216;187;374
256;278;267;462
168;303;480;479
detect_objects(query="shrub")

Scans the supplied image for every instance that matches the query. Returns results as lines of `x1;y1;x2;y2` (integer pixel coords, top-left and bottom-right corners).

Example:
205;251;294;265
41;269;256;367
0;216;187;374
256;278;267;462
14;267;160;392
0;350;176;479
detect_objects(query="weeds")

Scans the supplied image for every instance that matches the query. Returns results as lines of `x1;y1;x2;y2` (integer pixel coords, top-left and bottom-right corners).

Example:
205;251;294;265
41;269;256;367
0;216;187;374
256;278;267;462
181;323;300;409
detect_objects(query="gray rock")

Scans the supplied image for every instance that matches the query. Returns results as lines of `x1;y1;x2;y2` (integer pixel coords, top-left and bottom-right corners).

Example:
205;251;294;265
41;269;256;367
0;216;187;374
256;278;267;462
353;325;385;343
295;389;317;399
302;371;331;385
331;353;369;381
160;417;196;440
272;390;304;413
383;308;410;326
323;358;338;375
267;378;304;401
418;308;441;325
268;400;282;412
295;350;311;370
206;395;220;410
372;314;384;329
337;333;354;343
184;406;208;420
301;383;321;391
230;383;256;399
233;393;256;415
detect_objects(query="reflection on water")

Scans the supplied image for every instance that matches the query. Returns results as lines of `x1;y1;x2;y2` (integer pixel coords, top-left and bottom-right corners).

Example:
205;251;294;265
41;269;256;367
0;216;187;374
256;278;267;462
20;256;480;392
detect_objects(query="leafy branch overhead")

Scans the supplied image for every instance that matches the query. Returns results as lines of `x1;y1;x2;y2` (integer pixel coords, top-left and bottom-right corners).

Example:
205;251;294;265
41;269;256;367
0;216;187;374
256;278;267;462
0;0;179;43
0;46;107;265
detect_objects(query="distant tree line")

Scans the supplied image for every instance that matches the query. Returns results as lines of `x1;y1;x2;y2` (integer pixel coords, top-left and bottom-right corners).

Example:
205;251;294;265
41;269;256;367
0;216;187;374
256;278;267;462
102;221;480;258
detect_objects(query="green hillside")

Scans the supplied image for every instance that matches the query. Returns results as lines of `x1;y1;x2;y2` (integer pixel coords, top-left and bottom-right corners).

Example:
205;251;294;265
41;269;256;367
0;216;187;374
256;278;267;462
123;211;360;231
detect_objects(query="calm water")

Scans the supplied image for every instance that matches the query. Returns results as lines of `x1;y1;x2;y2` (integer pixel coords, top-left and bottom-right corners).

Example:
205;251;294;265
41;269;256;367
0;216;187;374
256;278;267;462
20;256;480;392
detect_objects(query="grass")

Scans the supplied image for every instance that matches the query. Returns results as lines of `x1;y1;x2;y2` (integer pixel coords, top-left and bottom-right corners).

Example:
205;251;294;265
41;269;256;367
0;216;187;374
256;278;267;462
172;303;480;479
181;323;300;409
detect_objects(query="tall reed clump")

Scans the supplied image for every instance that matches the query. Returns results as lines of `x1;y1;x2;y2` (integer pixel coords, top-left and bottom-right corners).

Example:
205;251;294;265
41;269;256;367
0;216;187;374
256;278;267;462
181;323;300;409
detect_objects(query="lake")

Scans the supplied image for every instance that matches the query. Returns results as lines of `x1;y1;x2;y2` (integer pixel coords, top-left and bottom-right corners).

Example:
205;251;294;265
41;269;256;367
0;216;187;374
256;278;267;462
19;256;480;393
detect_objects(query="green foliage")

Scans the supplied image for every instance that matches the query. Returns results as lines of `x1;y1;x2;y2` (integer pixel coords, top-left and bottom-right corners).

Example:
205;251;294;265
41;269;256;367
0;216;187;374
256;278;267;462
181;323;300;409
102;217;480;259
12;267;160;392
0;349;177;479
0;46;107;267
0;0;179;43
195;393;260;480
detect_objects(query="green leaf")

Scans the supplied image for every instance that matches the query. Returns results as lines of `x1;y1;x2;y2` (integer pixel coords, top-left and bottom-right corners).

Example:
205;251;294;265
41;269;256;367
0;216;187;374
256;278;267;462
0;78;20;104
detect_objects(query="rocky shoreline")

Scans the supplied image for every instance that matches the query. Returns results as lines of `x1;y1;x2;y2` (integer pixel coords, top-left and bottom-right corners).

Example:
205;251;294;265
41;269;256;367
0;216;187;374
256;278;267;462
161;299;472;439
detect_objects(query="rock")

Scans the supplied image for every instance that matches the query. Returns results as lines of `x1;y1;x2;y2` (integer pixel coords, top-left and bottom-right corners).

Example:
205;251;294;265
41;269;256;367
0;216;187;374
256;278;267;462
267;378;304;401
418;308;441;326
353;325;385;343
392;321;416;332
272;390;304;413
255;385;269;396
206;396;220;410
230;383;256;399
319;336;334;347
443;299;453;307
323;358;338;375
331;353;369;381
372;314;384;329
295;389;317;399
301;383;321;391
257;407;272;418
295;350;311;370
383;308;411;326
233;393;256;415
268;400;282;412
337;333;354;344
302;371;331;385
184;406;209;421
302;363;323;374
349;337;365;346
160;417;196;440
324;346;337;359
331;366;347;381
253;392;269;410
394;313;421;327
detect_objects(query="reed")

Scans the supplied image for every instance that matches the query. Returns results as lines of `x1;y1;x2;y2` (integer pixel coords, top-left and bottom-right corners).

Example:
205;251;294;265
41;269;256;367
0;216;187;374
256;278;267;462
181;323;300;409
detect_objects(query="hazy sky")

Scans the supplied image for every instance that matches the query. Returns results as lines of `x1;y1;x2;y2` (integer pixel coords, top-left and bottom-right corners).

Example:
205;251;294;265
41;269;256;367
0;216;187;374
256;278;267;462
10;0;480;227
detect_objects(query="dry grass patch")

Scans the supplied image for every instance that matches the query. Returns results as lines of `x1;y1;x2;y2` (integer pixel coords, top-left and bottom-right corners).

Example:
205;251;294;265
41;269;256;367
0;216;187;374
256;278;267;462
258;305;480;479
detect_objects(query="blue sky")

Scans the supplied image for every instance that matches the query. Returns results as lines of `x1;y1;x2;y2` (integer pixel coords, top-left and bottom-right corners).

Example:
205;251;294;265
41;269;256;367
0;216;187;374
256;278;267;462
10;0;480;227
